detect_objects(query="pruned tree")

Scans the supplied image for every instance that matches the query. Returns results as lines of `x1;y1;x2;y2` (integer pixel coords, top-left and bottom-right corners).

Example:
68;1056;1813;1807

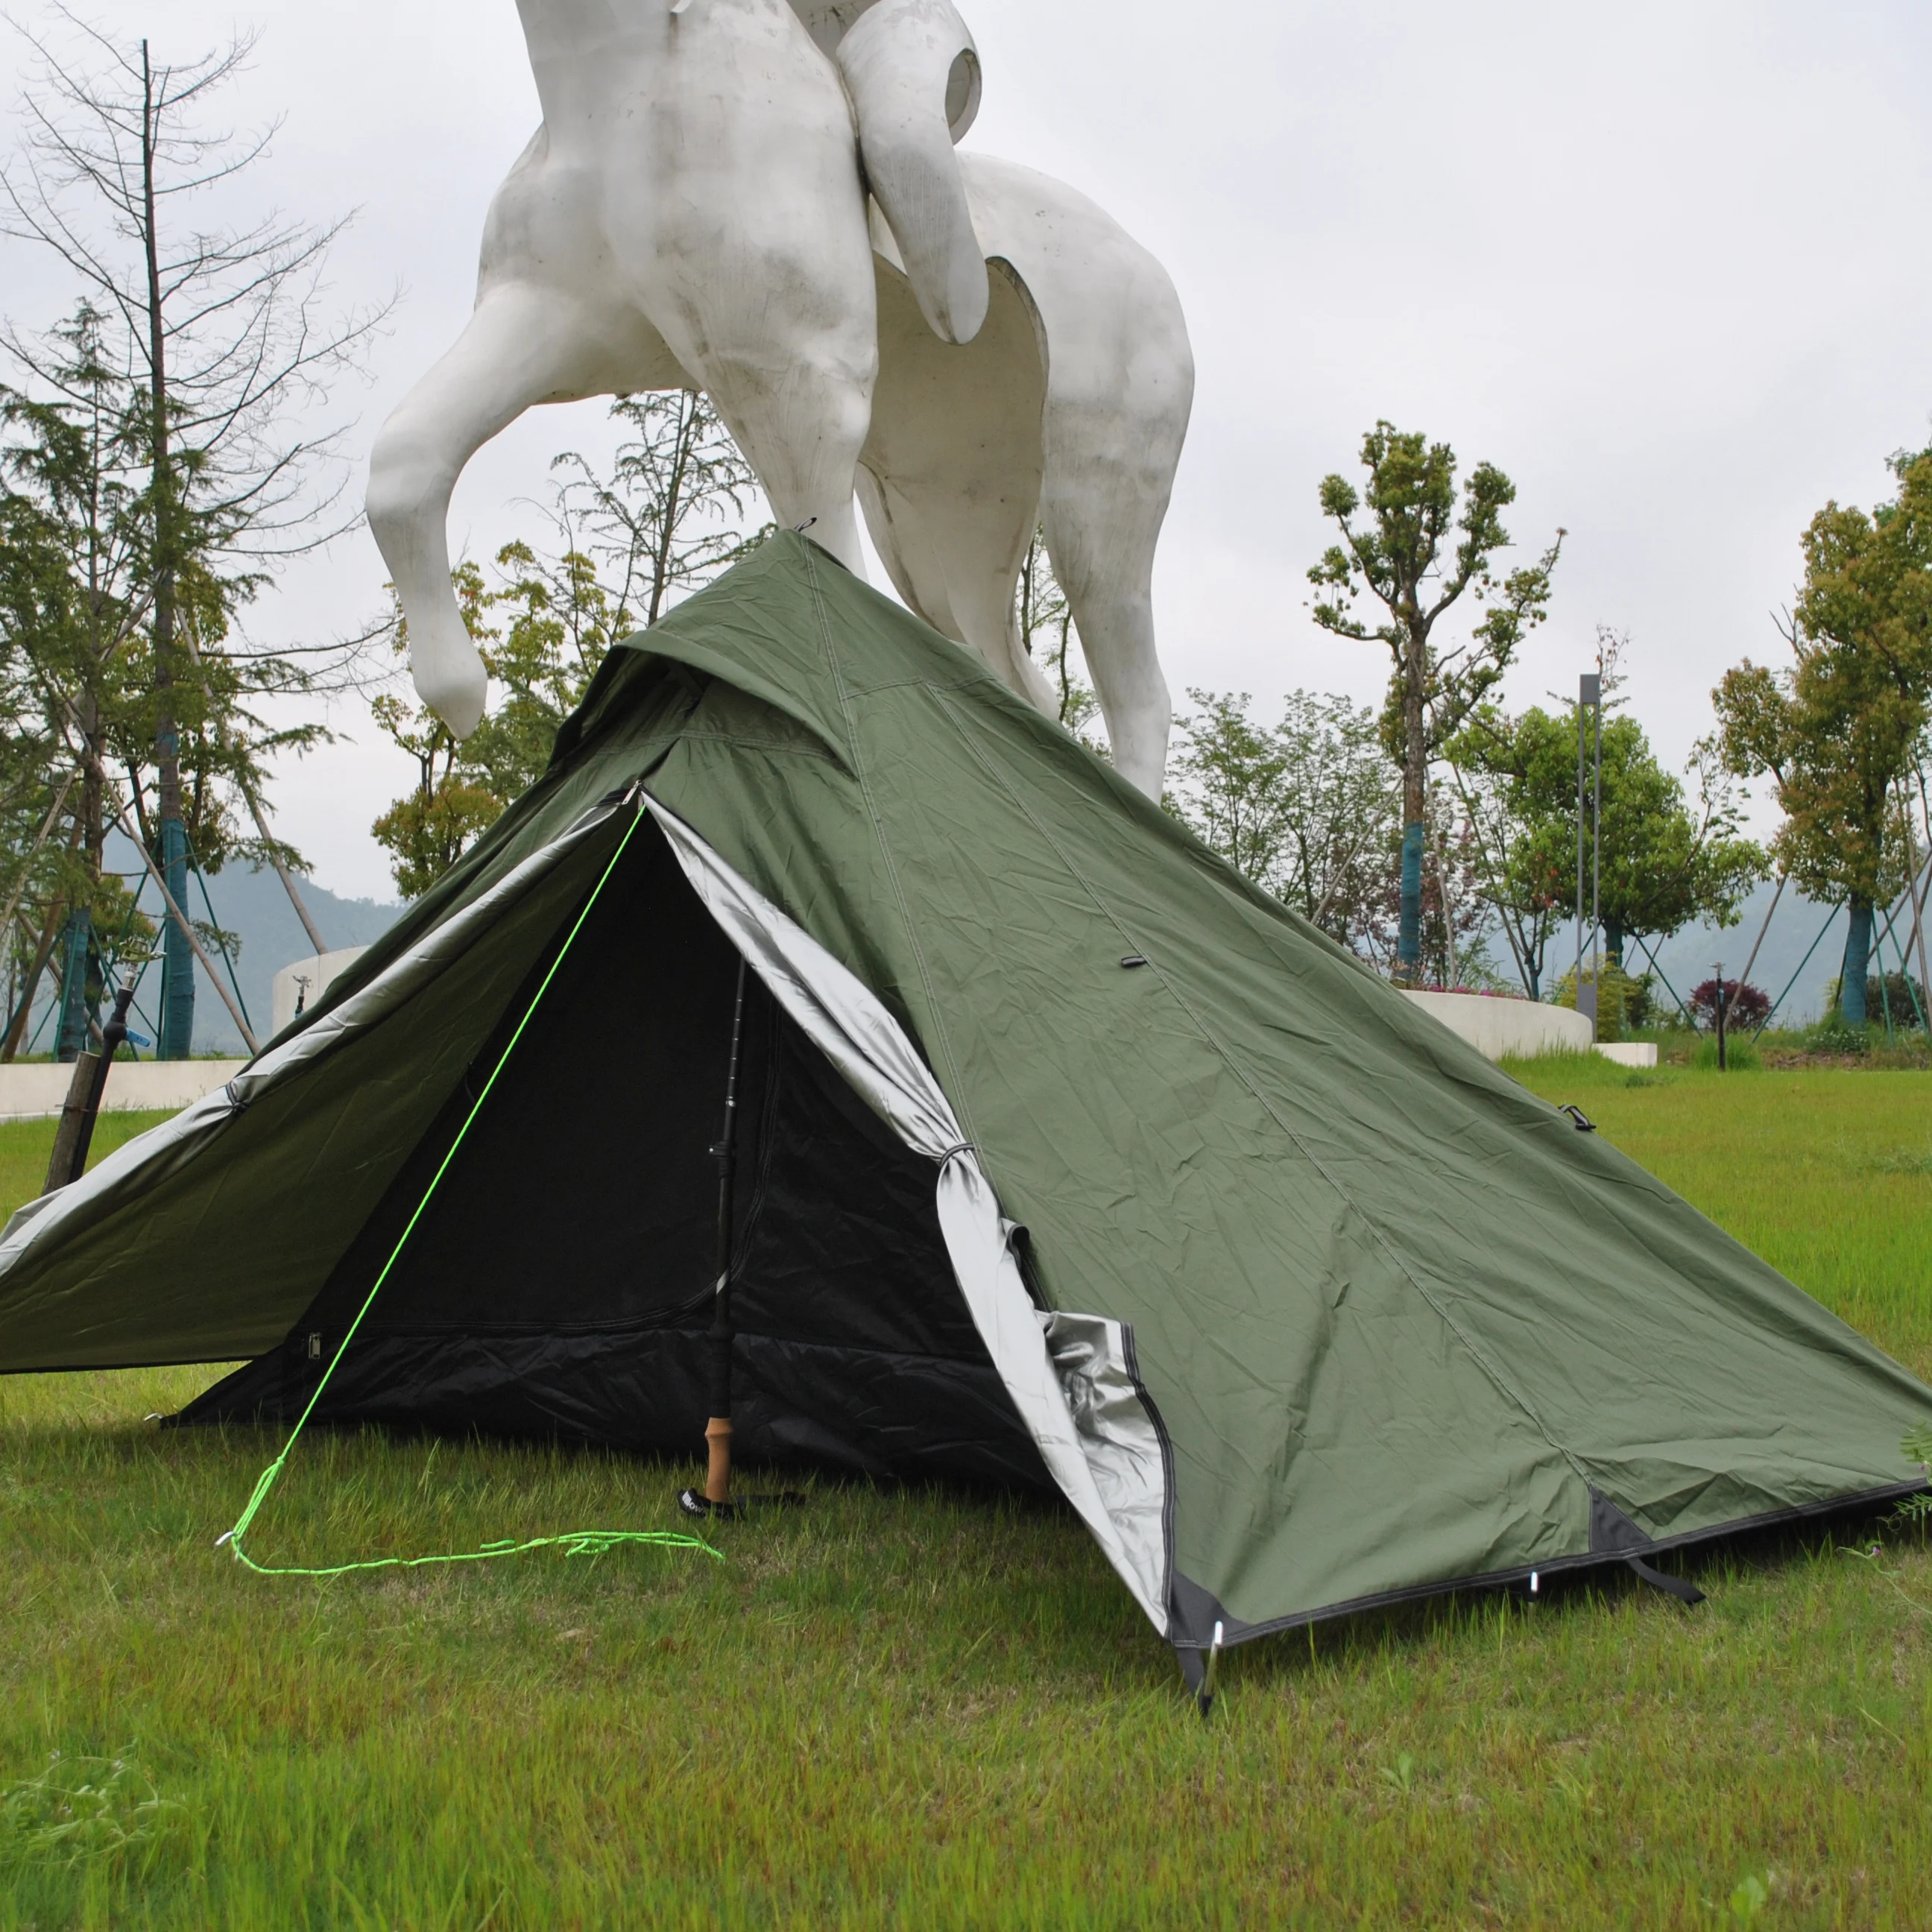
1712;446;1932;1027
1309;421;1562;982
1;15;385;1054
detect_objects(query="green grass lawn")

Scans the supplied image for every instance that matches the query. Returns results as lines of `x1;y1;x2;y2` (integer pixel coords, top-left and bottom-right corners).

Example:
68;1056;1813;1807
1;1075;1930;1928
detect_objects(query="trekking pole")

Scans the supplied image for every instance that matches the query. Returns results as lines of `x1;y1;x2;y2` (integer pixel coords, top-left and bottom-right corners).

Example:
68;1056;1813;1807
707;957;750;1505
72;979;137;1184
677;959;805;1523
681;959;751;1518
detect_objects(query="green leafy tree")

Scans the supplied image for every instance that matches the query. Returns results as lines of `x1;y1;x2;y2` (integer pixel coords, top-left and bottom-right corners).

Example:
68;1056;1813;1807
0;309;281;1057
1166;690;1290;887
1309;422;1563;982
1452;681;1765;1003
371;395;761;898
1167;689;1487;984
0;442;113;1057
1712;448;1932;1026
1167;689;1395;941
368;564;497;900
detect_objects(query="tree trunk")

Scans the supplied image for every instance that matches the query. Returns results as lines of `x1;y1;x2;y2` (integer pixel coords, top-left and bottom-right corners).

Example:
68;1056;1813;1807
141;42;195;1061
59;692;107;1064
1398;619;1427;981
53;909;94;1063
1840;897;1873;1027
4;891;71;1061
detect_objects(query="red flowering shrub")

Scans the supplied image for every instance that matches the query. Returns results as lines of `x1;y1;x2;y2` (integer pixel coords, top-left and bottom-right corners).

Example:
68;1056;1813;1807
1688;978;1770;1030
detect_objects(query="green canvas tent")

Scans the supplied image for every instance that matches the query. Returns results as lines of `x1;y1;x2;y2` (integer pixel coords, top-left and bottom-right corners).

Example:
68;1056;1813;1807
1;531;1926;1685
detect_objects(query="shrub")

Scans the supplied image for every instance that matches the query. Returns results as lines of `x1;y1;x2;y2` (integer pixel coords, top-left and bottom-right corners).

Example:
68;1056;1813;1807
1806;1014;1870;1056
1822;973;1927;1030
1869;972;1926;1030
1552;962;1644;1042
1688;978;1771;1032
1622;972;1658;1031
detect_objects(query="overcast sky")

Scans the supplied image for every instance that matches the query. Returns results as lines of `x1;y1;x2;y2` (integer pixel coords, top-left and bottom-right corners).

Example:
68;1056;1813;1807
4;1;1931;902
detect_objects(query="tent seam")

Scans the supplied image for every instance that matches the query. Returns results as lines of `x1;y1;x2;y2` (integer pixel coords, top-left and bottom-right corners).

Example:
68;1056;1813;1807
924;688;1588;1492
796;542;979;1147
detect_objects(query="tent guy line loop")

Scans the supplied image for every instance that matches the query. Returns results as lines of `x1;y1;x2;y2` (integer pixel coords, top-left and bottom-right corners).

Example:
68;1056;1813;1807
221;796;721;1580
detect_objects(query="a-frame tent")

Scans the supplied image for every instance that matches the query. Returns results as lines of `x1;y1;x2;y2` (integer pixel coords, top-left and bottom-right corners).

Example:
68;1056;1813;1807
1;531;1927;1679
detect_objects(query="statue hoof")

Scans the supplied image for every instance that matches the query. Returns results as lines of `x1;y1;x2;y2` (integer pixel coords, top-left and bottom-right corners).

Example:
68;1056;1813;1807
413;652;487;740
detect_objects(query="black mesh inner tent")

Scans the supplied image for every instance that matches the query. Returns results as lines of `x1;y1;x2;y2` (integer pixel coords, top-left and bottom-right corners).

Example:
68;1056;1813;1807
182;820;1050;1489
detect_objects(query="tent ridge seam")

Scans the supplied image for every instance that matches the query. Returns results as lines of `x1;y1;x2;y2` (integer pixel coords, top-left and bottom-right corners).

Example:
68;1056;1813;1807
797;542;979;1145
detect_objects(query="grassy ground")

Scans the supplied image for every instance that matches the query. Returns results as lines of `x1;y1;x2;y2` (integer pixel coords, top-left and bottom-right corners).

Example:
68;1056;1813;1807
1;1076;1929;1928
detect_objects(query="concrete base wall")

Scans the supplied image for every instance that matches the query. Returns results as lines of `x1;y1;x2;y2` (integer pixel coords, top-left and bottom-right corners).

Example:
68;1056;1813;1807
1403;991;1596;1062
1594;1042;1659;1068
0;1060;247;1124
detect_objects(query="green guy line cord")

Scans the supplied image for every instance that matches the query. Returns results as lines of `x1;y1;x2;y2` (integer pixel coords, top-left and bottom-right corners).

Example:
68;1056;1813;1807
223;801;720;1579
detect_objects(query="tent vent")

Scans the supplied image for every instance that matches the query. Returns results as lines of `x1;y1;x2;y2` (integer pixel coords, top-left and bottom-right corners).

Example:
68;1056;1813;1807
1120;955;1149;970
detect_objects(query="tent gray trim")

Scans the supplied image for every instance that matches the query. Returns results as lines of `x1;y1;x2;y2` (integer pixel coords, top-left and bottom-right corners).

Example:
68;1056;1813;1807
648;797;1172;1632
0;797;627;1271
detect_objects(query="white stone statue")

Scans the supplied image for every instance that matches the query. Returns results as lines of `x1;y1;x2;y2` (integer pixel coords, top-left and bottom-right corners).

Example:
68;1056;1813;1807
367;0;1193;795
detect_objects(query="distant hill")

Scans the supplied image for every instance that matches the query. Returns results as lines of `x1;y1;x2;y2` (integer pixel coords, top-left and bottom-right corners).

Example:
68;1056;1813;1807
11;837;405;1060
1641;882;1865;1029
155;851;406;1055
10;841;1908;1056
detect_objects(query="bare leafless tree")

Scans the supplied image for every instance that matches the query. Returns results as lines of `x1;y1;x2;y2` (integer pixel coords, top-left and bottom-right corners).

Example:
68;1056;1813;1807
1;10;389;1052
547;391;762;629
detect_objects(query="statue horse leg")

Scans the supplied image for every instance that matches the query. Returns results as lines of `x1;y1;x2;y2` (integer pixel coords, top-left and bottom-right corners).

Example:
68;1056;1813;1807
370;106;698;731
965;157;1195;801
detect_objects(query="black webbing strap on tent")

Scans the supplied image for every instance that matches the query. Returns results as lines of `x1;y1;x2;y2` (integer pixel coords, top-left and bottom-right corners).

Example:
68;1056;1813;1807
1626;1555;1705;1606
